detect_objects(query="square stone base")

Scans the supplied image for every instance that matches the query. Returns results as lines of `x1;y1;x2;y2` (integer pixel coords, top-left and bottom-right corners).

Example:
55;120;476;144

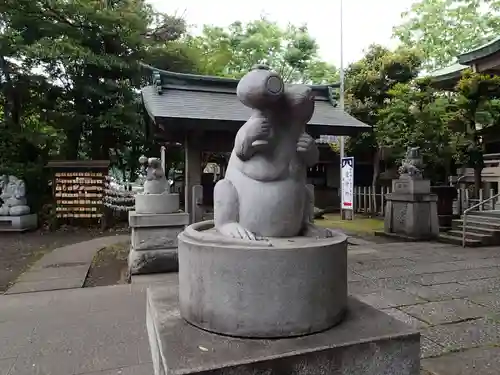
129;248;178;275
128;211;189;276
146;287;420;375
0;214;37;232
384;192;439;240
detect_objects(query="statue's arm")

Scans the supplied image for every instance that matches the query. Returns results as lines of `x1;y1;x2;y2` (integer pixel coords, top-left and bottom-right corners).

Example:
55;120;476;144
234;129;256;161
15;182;26;198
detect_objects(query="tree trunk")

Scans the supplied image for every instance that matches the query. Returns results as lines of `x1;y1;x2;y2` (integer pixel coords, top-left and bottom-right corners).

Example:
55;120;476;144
62;127;81;160
0;56;21;130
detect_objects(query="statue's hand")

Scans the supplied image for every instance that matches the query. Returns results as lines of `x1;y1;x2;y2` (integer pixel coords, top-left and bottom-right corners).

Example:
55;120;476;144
152;168;164;180
296;133;318;166
219;222;259;241
297;133;315;153
248;118;272;145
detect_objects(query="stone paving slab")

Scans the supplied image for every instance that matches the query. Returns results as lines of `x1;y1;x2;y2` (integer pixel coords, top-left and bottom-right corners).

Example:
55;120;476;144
404;282;477;301
15;265;89;282
420;337;446;359
400;299;491;325
422;347;500;375
0;358;15;375
32;235;129;269
5;277;84;295
348;257;417;271
413;267;500;286
0;284;151;375
381;308;429;329
356;289;425;309
83;363;154;375
5;235;129;295
459;277;500;292
422;318;500;353
468;293;500;312
356;261;466;280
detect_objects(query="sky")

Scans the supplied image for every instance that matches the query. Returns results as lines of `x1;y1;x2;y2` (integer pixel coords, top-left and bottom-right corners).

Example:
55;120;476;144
148;0;416;67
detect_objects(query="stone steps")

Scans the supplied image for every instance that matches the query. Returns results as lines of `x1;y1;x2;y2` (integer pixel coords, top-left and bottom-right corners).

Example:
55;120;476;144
439;212;500;247
438;233;483;247
452;218;500;230
454;224;500;235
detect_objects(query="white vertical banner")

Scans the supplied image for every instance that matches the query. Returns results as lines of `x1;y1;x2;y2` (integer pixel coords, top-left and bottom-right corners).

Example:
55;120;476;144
341;157;354;210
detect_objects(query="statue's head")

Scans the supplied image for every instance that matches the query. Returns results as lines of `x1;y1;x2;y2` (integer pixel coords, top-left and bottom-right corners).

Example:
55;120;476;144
8;176;18;183
237;65;284;110
406;147;420;159
148;158;162;170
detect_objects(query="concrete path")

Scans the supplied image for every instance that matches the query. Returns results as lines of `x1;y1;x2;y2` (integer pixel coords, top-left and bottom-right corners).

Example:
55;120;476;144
5;235;129;295
3;238;500;374
0;280;162;375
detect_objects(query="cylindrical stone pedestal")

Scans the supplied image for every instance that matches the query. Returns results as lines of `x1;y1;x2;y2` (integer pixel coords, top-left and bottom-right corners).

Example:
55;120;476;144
135;193;179;214
178;221;348;338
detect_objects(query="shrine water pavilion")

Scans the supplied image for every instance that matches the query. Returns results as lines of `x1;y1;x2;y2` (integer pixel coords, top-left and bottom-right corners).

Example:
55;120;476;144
140;64;371;223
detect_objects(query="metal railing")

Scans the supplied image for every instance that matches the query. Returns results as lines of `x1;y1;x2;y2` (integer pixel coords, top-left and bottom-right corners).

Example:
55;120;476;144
462;192;500;247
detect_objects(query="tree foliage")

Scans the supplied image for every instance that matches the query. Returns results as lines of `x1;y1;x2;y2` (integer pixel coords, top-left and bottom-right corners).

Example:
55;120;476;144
0;0;201;209
377;78;455;182
187;18;338;83
449;70;500;195
393;0;500;71
345;45;422;185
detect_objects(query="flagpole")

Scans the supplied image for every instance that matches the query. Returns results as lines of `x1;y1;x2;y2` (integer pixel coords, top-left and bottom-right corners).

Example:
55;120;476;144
339;0;347;220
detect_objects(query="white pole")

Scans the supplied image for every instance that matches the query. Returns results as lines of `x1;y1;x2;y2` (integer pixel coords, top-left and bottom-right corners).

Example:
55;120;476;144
339;0;346;219
160;145;166;173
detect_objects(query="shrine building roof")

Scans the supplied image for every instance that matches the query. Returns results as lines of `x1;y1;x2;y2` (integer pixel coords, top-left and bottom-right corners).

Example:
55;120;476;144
140;64;370;137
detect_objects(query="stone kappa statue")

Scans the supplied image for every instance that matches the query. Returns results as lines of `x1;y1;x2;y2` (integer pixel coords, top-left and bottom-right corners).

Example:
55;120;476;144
138;156;167;194
0;175;30;216
214;65;331;240
398;146;423;179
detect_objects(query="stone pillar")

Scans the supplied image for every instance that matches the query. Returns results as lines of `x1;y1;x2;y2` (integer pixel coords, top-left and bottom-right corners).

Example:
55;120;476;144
192;184;204;223
184;133;202;223
128;191;189;276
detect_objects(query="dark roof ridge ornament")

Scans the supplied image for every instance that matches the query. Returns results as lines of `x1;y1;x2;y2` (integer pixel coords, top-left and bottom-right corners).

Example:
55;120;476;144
251;64;271;71
152;70;162;95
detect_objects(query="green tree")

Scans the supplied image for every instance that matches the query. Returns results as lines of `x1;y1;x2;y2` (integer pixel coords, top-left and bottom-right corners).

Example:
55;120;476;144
393;0;500;71
0;0;201;212
449;70;500;196
377;78;456;182
0;0;196;167
345;44;422;190
187;17;338;83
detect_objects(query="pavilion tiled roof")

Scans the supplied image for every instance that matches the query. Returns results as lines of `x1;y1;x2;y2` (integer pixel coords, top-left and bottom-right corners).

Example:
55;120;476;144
458;36;500;65
428;36;500;88
140;64;371;136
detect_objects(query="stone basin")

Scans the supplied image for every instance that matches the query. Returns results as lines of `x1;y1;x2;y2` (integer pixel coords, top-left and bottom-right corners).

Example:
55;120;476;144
178;220;348;338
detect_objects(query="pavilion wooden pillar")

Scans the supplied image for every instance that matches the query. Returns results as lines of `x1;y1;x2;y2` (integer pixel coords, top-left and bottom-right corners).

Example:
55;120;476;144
184;132;202;223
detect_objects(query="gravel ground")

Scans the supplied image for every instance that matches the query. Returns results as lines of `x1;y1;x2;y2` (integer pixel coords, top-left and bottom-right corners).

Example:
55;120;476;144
84;241;129;288
0;226;128;292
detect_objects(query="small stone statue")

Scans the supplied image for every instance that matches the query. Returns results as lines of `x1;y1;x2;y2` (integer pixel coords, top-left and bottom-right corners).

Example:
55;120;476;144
0;175;30;216
214;65;330;240
398;147;423;179
139;156;167;194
